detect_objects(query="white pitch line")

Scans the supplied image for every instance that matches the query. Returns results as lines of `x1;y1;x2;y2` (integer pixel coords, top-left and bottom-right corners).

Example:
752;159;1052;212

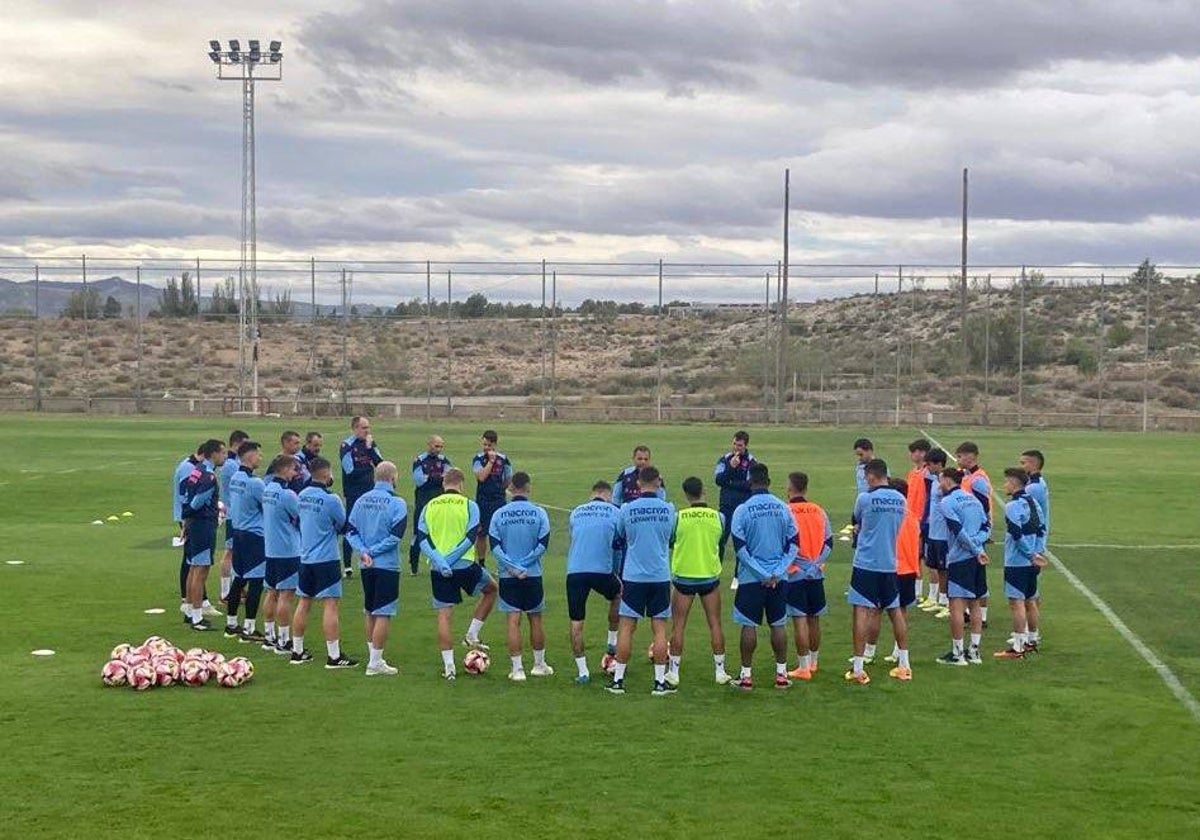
1053;543;1200;551
1046;549;1200;723
917;427;1200;722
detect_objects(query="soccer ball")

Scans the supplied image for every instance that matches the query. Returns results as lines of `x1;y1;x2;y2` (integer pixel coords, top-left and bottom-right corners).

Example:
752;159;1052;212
600;653;618;675
184;647;206;660
122;649;150;669
143;635;168;653
216;660;245;688
110;643;133;661
463;650;490;674
181;658;210;686
168;646;186;664
203;651;226;671
228;656;254;683
128;662;156;691
152;656;180;687
101;659;128;687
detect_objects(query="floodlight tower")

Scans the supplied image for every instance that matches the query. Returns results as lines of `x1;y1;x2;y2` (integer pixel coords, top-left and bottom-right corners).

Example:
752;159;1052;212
208;38;283;407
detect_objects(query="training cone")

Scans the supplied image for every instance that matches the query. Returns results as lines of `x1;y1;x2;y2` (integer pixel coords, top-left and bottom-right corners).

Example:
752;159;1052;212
121;511;134;518
92;520;104;526
106;515;120;522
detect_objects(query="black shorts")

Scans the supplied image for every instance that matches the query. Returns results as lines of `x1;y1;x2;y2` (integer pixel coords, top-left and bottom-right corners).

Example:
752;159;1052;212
430;563;494;608
265;556;300;590
786;578;827;617
672;578;719;598
499;576;545;614
566;572;621;621
361;567;400;616
223;519;235;549
948;560;988;600
231;530;266;578
297;560;343;600
897;573;918;608
733;581;789;627
619;580;671;620
848;567;900;610
925;539;948;571
477;497;505;531
1004;566;1040;600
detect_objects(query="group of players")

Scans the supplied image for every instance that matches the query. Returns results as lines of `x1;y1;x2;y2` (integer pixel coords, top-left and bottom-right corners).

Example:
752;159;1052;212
173;421;1050;694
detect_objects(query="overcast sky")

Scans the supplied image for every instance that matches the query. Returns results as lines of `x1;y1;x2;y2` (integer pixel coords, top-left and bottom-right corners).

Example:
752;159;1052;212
3;1;1200;303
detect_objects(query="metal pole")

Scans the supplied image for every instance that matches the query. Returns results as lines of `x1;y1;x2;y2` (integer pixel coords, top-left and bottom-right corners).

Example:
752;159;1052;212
135;266;143;410
762;272;771;410
446;270;452;413
425;260;432;421
540;260;548;422
960;168;968;406
1097;273;1105;429
1142;271;1151;432
550;270;558;416
33;265;41;411
309;257;317;415
340;268;348;413
1018;266;1026;429
983;273;991;425
655;260;664;422
778;168;790;421
81;254;90;395
894;269;902;426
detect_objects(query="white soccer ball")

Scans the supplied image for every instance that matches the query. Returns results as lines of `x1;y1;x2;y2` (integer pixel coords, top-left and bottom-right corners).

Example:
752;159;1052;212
122;648;151;669
228;656;254;683
600;653;618;675
463;650;490;674
101;659;129;687
216;660;244;688
110;643;133;661
128;662;156;691
181;657;210;686
152;656;180;687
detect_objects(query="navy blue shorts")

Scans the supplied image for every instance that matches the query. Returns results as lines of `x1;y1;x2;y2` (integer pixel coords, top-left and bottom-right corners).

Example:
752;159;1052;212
565;572;621;621
925;539;948;571
223;520;234;550
847;567;900;610
733;581;788;627
184;520;217;567
948;560;988;600
499;576;545;614
431;563;494;609
897;573;918;608
1004;566;1040;600
672;577;719;598
297;560;343;599
619;580;671;620
362;567;401;616
477;497;505;532
232;530;266;579
786;578;827;617
265;556;300;591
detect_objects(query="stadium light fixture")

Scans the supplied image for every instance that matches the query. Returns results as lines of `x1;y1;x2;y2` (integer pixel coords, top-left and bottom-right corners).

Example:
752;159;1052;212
206;38;283;408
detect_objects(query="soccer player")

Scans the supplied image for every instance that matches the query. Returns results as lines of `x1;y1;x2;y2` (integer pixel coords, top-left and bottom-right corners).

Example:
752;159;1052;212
936;467;989;667
345;461;408;676
713;430;757;574
417;467;498;680
297;431;323;485
225;441;267;643
340;416;383;577
279;430;308;493
1019;448;1049;653
173;442;218;620
472;430;512;565
411;434;452;576
886;477;922;665
922;449;951;619
217;429;249;601
606;467;676;697
262;454;302;656
489;472;553;682
956;441;993;625
565;480;623;685
180;439;227;630
613;445;666;505
995;468;1047;659
852;437;875;495
846;459;910;685
904;438;936;608
292;456;358;668
784;471;831;681
729;464;797;691
666;477;730;687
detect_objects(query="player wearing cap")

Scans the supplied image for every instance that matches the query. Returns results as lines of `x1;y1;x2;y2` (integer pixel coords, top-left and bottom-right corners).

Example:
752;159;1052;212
345;462;408;676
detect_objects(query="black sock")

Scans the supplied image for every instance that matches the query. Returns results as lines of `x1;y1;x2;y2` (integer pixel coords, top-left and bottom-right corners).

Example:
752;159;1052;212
226;577;246;620
244;579;264;620
178;556;189;600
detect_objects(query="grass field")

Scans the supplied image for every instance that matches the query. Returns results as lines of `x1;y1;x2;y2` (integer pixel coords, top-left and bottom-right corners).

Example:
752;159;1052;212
2;416;1198;838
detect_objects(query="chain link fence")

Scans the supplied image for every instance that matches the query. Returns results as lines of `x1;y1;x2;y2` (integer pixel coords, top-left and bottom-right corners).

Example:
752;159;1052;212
0;256;1197;430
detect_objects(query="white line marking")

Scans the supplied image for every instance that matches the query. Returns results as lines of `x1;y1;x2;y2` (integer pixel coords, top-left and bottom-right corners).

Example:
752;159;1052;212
1047;548;1200;723
1053;543;1200;551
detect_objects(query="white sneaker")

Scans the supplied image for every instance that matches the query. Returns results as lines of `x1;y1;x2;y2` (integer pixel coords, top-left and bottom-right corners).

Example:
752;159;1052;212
967;646;983;665
462;635;490;652
663;670;680;687
443;669;457;681
530;663;554;677
179;601;188;614
202;604;224;618
366;662;399;677
714;670;732;685
508;669;527;682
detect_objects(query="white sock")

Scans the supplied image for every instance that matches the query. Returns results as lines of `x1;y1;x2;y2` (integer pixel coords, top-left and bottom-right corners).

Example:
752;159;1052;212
1012;634;1025;652
739;665;751;679
811;650;820;666
852;656;863;675
981;607;989;622
243;618;254;633
467;618;485;640
441;649;455;671
952;638;964;656
864;643;877;658
614;662;627;681
326;639;340;660
226;616;238;629
511;655;523;674
796;653;809;670
653;663;666;682
1028;629;1040;643
970;633;982;648
898;649;910;669
775;661;787;676
369;646;383;668
891;642;900;658
278;626;290;645
606;630;618;649
264;621;275;640
575;656;588;677
714;653;726;671
220;576;231;599
293;635;304;654
929;584;939;601
669;654;681;673
533;649;546;667
190;606;204;623
201;599;212;609
938;593;949;606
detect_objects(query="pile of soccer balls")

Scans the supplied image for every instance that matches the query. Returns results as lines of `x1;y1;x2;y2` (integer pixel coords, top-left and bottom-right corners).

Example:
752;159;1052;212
100;636;255;690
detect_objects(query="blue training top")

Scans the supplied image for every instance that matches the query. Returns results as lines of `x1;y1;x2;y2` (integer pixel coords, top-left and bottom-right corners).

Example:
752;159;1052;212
299;483;347;564
731;488;798;583
615;495;676;583
489;496;551;578
346;480;408;572
941;487;989;565
567;498;622;575
262;476;301;559
852;485;906;572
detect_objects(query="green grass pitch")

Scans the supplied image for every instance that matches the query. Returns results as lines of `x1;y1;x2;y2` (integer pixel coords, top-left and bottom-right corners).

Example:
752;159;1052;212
2;416;1198;838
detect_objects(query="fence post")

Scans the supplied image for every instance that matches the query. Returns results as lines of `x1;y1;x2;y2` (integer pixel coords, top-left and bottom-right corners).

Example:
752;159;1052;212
551;270;559;417
340;268;349;414
982;273;991;425
309;257;317;416
1096;273;1105;429
425;260;433;421
33;264;42;411
1142;272;1152;432
1017;266;1026;429
762;272;771;411
894;268;902;426
82;253;90;406
135;266;143;412
445;269;452;414
656;259;663;423
540;259;547;423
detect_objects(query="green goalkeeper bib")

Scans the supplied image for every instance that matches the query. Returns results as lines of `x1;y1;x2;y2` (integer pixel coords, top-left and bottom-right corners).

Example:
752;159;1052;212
671;505;722;579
